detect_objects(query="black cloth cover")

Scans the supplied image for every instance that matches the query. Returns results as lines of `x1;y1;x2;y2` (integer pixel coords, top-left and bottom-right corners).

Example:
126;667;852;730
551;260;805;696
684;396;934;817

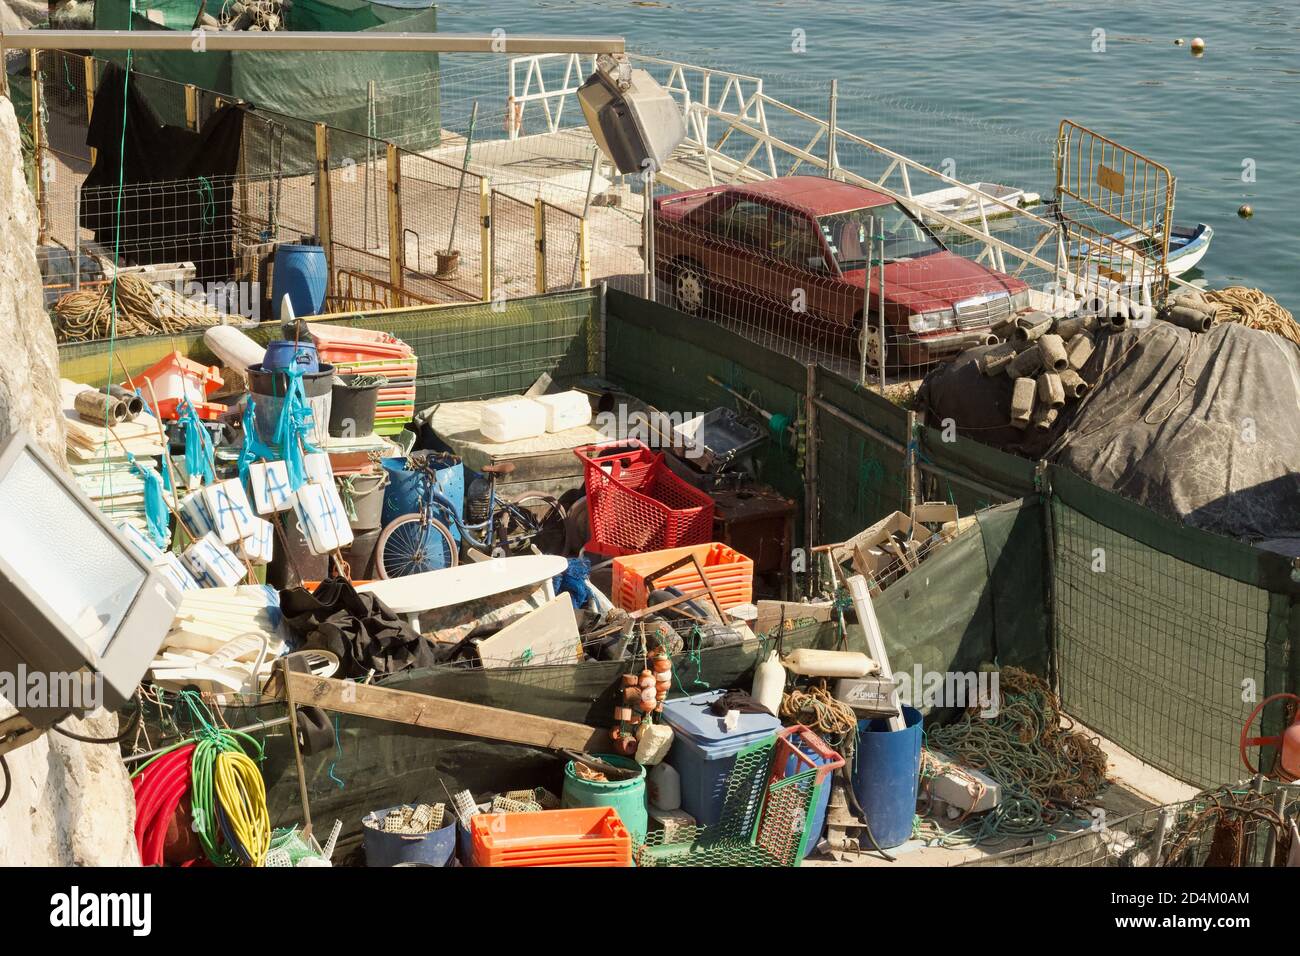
82;63;245;282
279;577;439;679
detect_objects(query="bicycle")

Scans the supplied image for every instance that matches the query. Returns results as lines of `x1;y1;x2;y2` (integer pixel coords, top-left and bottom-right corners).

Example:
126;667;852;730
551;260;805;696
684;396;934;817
373;457;567;578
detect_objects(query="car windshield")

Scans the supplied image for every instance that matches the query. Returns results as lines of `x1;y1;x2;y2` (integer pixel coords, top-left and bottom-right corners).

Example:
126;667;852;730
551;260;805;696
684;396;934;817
818;202;945;269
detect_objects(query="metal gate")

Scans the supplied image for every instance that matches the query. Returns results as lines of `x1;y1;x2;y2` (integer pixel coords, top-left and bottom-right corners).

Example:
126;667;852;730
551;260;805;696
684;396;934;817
1055;120;1176;311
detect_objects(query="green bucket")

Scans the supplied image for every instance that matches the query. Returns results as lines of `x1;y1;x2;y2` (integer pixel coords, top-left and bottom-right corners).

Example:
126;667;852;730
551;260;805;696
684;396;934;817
561;754;648;845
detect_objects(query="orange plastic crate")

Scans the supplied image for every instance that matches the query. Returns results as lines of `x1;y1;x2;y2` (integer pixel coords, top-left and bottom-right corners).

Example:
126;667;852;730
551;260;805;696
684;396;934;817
470;808;632;868
613;542;754;612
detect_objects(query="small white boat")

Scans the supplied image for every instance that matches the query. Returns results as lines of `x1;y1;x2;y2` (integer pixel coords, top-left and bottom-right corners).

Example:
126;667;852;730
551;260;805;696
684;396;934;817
1070;222;1214;280
912;182;1042;224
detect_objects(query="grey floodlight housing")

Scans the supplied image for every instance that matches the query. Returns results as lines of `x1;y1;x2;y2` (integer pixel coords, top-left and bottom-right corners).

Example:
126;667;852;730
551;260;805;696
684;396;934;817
0;429;178;740
578;54;687;175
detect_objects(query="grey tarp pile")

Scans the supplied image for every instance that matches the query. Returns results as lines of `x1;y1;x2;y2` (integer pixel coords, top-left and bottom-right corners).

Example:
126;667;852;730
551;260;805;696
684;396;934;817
918;320;1300;540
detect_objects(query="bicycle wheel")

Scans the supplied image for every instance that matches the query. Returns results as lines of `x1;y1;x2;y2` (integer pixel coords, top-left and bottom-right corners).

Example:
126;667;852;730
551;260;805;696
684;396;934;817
495;494;568;556
374;514;459;578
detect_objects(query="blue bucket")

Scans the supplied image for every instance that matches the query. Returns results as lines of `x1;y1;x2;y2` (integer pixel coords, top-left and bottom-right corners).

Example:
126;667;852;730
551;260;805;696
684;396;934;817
271;243;328;319
362;807;457;867
851;706;923;849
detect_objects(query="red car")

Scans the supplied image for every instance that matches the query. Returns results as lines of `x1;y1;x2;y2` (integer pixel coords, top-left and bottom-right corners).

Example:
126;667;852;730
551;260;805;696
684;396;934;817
653;176;1033;369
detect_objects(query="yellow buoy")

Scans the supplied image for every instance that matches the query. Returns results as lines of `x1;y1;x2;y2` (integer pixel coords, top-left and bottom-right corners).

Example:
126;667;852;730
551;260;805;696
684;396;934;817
1191;37;1206;55
1238;204;1254;220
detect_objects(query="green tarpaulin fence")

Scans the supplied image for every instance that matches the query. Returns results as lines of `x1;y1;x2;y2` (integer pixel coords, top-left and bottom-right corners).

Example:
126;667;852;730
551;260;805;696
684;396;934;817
93;0;441;152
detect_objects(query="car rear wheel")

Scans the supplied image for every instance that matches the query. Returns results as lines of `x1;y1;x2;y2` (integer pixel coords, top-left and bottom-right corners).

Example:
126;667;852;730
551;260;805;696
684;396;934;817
672;260;708;315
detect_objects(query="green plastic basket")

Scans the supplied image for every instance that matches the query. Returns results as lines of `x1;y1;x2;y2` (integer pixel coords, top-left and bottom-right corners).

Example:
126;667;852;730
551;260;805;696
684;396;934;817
636;725;842;867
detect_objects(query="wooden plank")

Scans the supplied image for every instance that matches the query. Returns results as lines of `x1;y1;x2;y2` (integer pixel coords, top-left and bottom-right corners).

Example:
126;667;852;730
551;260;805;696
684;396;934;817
846;574;904;730
284;671;607;751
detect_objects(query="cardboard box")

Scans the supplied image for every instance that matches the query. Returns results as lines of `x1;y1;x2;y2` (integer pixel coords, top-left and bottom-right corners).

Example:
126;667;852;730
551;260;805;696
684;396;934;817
829;511;933;581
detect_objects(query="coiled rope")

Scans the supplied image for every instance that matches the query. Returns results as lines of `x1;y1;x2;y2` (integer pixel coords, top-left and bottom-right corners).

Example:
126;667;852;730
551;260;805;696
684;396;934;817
1201;286;1298;348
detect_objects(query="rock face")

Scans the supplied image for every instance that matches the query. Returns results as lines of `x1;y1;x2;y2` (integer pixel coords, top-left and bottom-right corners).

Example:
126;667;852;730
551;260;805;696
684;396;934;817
0;90;140;866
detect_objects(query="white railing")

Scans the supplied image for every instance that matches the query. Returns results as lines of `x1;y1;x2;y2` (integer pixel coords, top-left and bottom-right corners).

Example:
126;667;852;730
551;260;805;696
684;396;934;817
504;52;1170;314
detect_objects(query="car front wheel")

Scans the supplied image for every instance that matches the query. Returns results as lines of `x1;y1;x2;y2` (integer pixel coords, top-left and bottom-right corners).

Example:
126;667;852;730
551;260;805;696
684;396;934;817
673;261;708;315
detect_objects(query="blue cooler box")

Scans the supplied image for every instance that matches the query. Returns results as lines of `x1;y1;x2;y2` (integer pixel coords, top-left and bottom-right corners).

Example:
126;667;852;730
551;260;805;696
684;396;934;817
661;690;782;828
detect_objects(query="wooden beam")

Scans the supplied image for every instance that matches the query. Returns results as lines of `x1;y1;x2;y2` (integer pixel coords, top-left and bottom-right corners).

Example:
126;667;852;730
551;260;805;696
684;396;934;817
315;123;334;300
283;671;608;751
83;56;97;167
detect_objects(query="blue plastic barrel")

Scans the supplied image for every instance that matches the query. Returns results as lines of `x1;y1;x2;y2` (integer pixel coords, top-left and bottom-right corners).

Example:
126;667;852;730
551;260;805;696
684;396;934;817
271;243;328;318
362;808;457;866
851;706;923;849
262;339;320;373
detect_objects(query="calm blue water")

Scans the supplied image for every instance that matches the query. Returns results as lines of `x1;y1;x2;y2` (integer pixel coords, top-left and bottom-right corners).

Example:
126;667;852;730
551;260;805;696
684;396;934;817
437;0;1299;310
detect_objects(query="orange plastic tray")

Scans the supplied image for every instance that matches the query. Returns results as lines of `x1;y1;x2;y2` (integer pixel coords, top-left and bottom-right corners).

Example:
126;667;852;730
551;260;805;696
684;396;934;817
470;808;632;868
612;542;754;612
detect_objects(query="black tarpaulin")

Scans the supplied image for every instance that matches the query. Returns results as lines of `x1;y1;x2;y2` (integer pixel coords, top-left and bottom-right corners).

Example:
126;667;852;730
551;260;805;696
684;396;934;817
919;320;1300;540
82;63;245;282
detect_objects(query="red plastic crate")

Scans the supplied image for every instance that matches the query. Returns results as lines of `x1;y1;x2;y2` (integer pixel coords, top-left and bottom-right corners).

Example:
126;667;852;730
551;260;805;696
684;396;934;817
575;440;715;557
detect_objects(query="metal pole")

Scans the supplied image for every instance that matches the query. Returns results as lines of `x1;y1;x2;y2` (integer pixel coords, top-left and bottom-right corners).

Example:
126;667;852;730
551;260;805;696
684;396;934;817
1;30;626;55
445;100;479;254
570;146;600;287
73;188;81;292
642;171;657;301
364;80;375;249
826;79;838;178
878;227;887;394
906;409;919;511
804;363;819;597
859;215;872;386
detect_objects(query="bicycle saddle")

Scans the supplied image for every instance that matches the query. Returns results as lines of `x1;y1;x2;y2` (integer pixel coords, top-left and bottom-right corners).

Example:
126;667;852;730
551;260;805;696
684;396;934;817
480;462;516;476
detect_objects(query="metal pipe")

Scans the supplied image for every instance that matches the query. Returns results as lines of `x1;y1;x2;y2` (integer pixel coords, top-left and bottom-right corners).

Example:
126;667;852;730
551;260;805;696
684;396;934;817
877;227;886;393
826;79;838;178
0;30;626;55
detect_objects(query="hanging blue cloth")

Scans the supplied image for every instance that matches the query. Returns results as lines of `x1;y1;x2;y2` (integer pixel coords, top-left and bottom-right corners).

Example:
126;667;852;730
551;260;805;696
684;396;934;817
127;454;170;549
272;365;320;490
237;396;278;487
178;399;216;485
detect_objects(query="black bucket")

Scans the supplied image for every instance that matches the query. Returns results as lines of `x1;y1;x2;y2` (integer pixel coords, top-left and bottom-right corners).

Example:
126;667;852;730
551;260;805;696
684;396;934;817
329;374;387;439
247;362;335;447
340;527;382;579
268;514;329;589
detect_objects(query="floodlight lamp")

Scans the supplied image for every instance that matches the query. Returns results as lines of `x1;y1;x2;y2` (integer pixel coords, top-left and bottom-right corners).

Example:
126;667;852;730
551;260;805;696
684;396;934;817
579;55;687;176
0;430;178;754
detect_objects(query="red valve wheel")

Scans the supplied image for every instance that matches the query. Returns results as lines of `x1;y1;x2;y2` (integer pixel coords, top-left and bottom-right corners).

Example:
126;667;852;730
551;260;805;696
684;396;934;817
1239;692;1300;778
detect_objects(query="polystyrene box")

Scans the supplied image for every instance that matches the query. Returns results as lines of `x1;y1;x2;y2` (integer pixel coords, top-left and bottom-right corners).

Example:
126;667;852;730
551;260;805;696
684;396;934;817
480;398;547;443
533;391;592;433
